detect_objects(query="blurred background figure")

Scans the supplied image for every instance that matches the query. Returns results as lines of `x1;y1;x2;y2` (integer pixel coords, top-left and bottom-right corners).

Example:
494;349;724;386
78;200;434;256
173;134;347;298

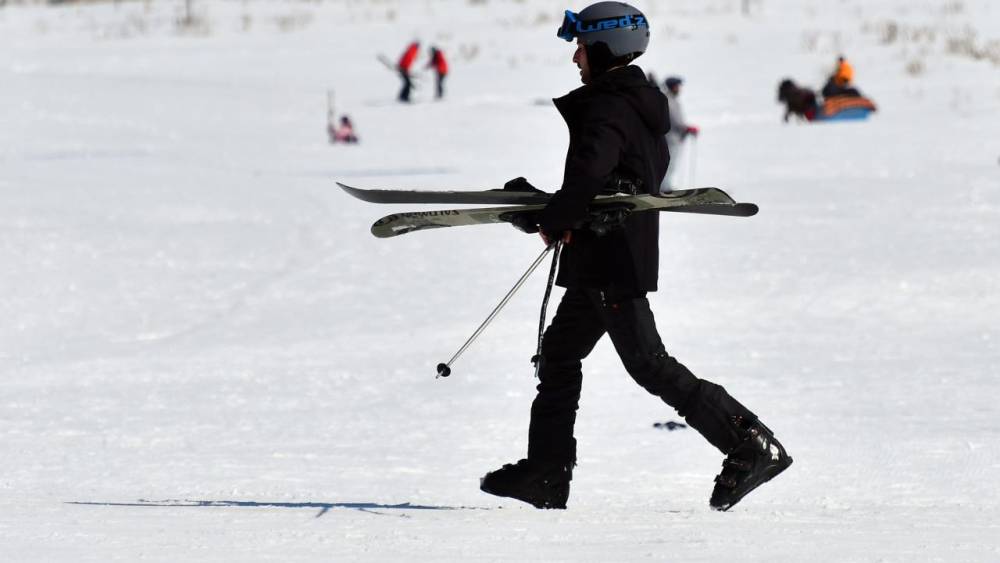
331;115;358;144
822;55;860;98
427;46;449;100
833;55;854;87
660;76;699;192
397;40;420;103
777;78;818;122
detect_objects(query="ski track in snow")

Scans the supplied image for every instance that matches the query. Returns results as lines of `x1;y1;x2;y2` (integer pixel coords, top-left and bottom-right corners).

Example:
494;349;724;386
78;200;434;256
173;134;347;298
2;0;1000;561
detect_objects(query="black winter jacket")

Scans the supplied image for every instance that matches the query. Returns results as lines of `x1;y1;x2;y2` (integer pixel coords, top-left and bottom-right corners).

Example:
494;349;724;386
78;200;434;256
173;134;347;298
538;65;670;292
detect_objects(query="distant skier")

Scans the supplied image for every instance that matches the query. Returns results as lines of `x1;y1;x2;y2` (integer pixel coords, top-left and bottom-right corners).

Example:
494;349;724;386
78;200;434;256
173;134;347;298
427;46;449;100
660;76;699;192
396;40;420;103
331;115;358;144
479;1;792;512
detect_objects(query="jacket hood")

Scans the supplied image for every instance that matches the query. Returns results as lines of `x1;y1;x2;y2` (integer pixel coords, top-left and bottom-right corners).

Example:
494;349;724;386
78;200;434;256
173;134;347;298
589;65;670;136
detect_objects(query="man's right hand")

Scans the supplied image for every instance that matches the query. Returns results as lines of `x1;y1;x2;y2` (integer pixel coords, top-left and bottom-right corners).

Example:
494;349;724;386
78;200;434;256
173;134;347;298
540;229;572;246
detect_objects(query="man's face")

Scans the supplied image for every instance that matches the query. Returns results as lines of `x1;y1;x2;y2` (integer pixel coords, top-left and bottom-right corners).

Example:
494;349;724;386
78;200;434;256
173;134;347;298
573;40;591;84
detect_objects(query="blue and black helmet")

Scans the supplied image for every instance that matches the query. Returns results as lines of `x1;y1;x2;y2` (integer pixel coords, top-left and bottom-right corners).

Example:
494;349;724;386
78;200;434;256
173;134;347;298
557;2;650;59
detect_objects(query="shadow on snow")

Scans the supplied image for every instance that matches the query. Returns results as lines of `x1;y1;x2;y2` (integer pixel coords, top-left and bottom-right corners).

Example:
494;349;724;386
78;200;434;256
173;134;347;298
67;499;488;518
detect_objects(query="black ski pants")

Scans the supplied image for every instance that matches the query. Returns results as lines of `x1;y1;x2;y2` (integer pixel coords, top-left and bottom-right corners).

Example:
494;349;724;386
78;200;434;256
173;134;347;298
398;70;413;102
435;73;446;99
527;288;756;464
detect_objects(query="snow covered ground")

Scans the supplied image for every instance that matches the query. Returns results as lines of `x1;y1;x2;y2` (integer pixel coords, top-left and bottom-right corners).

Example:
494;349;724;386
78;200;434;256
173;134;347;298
1;0;999;560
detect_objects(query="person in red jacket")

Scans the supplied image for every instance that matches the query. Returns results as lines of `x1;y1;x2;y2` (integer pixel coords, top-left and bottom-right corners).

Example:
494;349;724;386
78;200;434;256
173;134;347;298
397;41;420;103
427;46;449;100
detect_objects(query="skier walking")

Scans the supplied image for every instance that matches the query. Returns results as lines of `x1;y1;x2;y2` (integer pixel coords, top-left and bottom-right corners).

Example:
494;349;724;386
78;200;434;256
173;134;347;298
479;1;792;511
427;46;449;100
396;40;420;103
660;76;698;192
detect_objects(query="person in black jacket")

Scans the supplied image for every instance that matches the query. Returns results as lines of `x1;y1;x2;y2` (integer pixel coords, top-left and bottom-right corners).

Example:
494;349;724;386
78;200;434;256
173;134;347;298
479;1;792;512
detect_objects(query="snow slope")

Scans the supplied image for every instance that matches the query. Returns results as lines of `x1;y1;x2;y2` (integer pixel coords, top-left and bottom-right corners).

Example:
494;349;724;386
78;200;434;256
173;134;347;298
1;0;999;560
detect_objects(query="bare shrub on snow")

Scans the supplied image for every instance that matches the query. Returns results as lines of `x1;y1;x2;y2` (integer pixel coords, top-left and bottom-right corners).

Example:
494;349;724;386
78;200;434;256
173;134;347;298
273;12;313;33
864;18;999;73
879;21;898;45
941;1;965;16
175;14;210;37
800;30;842;54
458;43;479;62
865;20;936;47
905;59;925;77
944;27;1000;66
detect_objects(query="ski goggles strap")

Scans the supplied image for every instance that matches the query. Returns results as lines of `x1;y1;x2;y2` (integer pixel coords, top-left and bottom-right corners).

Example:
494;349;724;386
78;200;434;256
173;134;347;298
556;10;580;42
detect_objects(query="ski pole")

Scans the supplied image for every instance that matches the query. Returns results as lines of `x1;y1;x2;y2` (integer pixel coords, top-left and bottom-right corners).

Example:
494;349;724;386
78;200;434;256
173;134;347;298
437;242;557;378
688;136;698;187
531;241;562;379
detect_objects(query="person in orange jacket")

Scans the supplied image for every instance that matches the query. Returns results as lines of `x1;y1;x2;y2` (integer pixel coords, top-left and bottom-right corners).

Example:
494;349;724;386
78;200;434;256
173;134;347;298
833;55;853;87
822;55;860;98
397;41;420;103
427;46;449;100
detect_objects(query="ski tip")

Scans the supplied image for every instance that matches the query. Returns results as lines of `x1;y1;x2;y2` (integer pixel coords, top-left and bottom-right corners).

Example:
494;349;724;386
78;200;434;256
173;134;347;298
726;202;759;217
370;221;395;238
338;182;370;202
659;202;759;218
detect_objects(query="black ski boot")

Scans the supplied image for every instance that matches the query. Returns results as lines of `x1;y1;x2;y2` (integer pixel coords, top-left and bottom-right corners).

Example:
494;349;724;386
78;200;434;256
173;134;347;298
710;417;792;511
480;459;572;509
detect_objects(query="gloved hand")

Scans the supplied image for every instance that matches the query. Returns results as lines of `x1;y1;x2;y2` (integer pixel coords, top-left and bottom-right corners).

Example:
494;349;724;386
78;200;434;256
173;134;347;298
685;125;699;137
540;228;572;246
508;211;540;234
503;176;545;193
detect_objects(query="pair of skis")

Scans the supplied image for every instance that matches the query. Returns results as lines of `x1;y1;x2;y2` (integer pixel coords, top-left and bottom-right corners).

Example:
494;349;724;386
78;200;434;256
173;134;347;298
338;182;758;238
340;180;758;378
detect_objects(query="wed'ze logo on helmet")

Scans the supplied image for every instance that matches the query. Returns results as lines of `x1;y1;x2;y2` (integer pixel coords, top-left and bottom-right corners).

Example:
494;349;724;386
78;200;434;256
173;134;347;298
579;14;647;33
557;9;647;42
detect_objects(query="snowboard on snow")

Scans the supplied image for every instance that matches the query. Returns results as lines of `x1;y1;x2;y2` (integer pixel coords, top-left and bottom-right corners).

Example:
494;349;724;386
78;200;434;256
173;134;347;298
337;182;758;239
